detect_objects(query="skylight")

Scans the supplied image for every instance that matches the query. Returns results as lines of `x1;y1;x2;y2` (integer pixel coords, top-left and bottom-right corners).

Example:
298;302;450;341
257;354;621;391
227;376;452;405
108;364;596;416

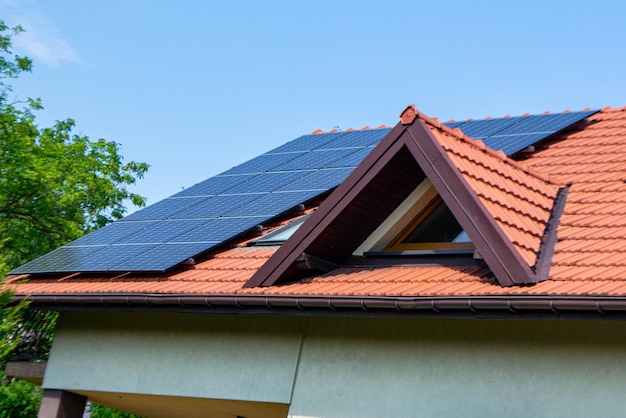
250;216;309;246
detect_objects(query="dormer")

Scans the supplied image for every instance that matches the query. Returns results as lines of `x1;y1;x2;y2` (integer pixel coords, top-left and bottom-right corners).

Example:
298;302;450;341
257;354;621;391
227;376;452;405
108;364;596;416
244;105;568;288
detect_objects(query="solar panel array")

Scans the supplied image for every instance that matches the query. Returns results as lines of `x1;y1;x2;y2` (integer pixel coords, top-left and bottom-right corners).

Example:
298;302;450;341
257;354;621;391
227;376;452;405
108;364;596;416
12;109;598;274
11;129;390;274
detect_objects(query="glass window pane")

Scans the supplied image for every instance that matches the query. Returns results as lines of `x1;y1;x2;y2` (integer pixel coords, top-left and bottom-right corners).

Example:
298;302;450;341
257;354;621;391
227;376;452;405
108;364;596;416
402;202;465;243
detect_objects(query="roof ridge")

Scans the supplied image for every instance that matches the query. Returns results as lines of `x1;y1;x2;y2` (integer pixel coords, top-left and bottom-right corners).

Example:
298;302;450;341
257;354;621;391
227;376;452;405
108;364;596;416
405;105;563;187
311;125;390;135
600;105;626;113
446;107;596;122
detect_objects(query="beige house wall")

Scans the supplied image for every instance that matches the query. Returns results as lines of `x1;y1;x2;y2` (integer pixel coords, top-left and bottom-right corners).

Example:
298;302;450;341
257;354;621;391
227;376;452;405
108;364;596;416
44;311;626;418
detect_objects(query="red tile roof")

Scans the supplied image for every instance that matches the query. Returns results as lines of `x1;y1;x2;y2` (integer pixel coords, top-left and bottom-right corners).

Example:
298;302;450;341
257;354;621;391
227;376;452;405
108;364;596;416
526;106;626;289
6;106;626;315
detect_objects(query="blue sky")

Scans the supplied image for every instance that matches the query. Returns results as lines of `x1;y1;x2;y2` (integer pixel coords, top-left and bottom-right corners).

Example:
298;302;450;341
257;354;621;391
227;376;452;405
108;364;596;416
1;0;625;211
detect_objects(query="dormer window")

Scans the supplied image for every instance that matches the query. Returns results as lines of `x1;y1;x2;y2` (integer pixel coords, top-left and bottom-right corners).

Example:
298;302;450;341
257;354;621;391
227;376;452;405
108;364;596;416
385;197;473;252
352;179;474;256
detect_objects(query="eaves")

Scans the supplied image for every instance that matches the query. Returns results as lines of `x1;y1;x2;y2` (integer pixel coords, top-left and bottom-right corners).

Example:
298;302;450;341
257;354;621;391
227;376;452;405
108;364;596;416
19;293;626;321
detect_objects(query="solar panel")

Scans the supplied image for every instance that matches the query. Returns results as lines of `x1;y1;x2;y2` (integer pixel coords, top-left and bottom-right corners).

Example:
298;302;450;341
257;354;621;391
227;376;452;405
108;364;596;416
59;244;159;272
10;246;105;274
12;109;599;275
123;220;209;244
170;194;262;219
269;131;348;153
275;148;362;171
112;242;219;271
444;121;468;129
279;168;354;192
172;216;267;243
221;152;306;175
226;191;320;217
171;174;255;198
69;221;158;246
225;171;312;194
124;197;210;221
318;128;390;149
483;133;548;155
494;111;595;136
477;110;597;154
325;147;374;169
455;117;525;139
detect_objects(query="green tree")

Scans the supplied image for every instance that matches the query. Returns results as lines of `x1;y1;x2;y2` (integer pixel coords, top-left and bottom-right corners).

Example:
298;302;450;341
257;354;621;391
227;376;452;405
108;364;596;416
0;288;37;418
0;292;25;365
89;403;141;418
0;20;147;417
0;371;41;418
0;22;149;277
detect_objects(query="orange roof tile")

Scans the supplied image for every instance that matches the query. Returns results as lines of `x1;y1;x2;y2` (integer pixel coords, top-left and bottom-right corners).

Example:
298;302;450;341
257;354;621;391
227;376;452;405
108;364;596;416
524;107;626;286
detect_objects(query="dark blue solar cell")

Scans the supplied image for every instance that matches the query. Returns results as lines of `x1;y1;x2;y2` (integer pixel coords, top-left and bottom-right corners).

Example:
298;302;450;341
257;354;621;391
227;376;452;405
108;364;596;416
9;246;106;274
457;117;525;139
280;168;354;192
326;147;373;168
269;132;348;153
112;242;220;271
171;174;256;198
59;244;159;272
69;221;158;246
226;171;313;194
227;190;321;217
123;219;209;244
275;148;361;171
221;152;306;175
443;121;469;129
172;216;267;243
123;197;210;221
484;133;549;155
495;111;595;136
319;128;390;149
170;194;262;219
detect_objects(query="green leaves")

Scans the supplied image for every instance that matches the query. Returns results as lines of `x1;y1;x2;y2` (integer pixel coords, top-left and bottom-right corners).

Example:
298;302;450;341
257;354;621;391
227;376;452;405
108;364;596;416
0;371;42;418
0;112;150;274
0;293;27;365
0;22;32;97
0;21;149;275
90;403;142;418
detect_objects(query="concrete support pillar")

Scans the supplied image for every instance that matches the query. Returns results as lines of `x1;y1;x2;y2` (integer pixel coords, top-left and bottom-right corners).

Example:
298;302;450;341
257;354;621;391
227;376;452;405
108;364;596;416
38;389;87;418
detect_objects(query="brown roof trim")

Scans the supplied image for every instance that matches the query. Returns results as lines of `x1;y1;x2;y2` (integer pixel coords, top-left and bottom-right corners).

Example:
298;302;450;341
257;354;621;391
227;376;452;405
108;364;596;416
18;293;626;319
404;121;537;286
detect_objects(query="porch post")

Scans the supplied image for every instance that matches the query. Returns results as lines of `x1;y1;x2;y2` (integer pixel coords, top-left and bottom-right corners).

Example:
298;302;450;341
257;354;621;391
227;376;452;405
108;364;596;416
38;389;87;418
